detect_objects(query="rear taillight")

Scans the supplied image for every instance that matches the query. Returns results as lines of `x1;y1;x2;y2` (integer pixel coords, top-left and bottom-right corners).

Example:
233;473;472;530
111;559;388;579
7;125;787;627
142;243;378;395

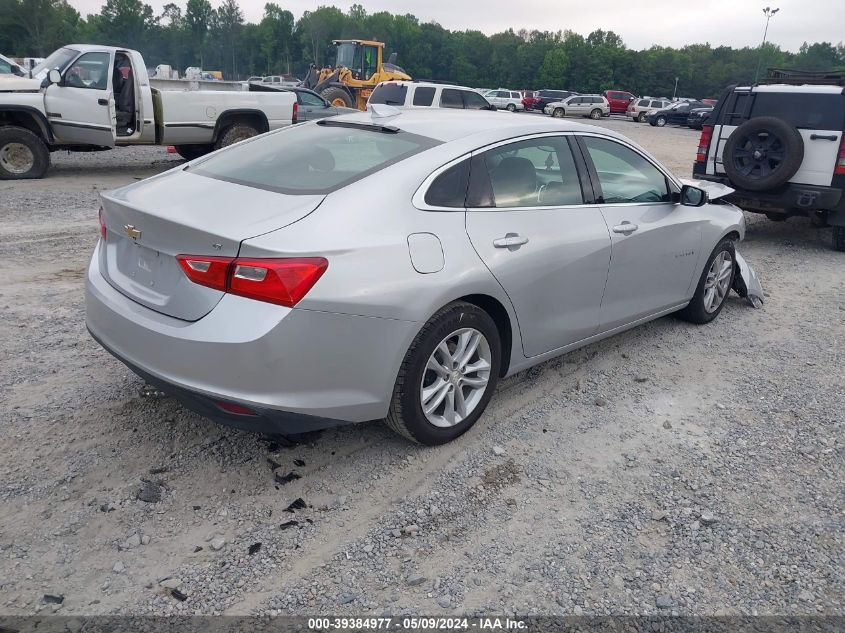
98;207;106;240
292;102;298;124
696;125;713;163
176;255;328;307
836;135;845;175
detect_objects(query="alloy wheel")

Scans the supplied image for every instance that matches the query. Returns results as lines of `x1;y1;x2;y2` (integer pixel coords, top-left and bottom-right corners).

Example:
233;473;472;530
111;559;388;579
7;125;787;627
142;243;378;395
703;251;733;313
420;328;492;428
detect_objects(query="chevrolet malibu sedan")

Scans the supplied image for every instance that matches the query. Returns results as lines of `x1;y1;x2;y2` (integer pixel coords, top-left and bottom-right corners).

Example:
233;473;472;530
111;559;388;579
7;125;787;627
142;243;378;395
86;108;763;445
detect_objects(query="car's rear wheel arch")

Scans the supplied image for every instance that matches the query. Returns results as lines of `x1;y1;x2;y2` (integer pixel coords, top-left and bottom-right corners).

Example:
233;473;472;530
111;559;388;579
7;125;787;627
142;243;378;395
212;110;269;145
455;293;512;377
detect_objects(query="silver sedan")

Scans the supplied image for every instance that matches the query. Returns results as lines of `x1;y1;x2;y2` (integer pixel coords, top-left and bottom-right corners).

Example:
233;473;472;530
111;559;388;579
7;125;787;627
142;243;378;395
86;108;763;445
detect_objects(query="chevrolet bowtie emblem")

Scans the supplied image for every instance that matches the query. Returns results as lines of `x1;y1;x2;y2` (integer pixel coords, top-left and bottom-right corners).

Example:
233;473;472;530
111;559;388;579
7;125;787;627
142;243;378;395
124;224;141;240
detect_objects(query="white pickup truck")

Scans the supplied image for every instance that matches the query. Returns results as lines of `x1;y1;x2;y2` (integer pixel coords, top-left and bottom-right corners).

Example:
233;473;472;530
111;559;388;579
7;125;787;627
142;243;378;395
0;44;297;179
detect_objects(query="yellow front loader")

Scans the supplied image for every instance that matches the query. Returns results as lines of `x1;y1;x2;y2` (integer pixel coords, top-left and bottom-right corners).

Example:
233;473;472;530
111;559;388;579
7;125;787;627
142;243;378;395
302;40;411;111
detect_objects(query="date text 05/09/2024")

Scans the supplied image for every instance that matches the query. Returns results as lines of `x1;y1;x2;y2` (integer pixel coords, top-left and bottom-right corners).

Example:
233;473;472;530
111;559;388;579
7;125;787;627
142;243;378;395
307;617;527;630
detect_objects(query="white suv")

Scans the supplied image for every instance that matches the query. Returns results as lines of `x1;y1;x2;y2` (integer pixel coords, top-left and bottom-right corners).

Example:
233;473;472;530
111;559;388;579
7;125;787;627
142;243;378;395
483;89;525;112
694;74;845;251
627;97;671;122
545;94;609;120
368;81;493;110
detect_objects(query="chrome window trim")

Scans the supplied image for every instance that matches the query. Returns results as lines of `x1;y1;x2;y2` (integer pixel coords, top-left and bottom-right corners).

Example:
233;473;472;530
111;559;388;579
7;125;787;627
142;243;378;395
413;131;681;212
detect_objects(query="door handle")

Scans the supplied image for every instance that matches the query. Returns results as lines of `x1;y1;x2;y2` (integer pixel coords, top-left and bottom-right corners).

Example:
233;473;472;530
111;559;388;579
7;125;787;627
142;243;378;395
612;222;639;234
493;234;529;248
809;134;838;141
98;98;108;106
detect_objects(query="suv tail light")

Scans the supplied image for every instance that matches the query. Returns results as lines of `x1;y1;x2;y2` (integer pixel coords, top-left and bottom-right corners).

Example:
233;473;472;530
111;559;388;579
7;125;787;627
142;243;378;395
836;135;845;175
176;255;328;307
696;125;713;163
292;102;298;124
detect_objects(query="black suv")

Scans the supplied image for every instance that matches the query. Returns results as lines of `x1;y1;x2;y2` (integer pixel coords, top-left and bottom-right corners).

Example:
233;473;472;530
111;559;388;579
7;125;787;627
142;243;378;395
693;70;845;251
531;90;577;112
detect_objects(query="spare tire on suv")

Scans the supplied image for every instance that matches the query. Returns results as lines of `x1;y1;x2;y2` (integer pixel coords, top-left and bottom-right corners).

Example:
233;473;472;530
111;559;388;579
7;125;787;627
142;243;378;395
722;116;804;191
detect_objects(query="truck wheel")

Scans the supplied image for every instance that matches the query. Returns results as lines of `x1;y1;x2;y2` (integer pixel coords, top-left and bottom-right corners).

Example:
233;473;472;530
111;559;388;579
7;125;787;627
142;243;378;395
0;126;50;180
174;144;213;161
321;87;355;108
833;226;845;252
214;123;260;150
723;116;804;191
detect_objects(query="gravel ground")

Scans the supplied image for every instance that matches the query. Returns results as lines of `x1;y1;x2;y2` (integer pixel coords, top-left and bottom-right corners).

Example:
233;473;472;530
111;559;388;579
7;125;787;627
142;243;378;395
0;117;842;617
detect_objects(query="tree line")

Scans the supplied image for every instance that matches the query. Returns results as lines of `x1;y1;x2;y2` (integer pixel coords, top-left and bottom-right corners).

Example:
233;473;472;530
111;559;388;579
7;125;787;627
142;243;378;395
1;0;843;98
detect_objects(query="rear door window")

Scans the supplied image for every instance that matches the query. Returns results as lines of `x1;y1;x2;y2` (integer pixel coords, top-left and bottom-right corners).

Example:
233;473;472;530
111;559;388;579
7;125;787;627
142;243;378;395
477;136;585;208
412;86;435;106
369;83;408;106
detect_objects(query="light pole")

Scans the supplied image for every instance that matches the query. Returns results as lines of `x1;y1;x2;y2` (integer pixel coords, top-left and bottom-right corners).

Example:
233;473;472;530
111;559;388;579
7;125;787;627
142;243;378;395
754;6;780;82
672;76;679;100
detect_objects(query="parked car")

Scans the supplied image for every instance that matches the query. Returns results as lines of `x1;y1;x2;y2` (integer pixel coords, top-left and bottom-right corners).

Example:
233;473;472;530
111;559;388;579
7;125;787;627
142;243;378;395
686;107;712;130
627;97;671;122
603;90;637;114
545;94;609;119
86;109;763;446
483;89;525;112
693;75;845;250
368;81;493;110
531;89;578;112
276;86;357;121
648;100;708;127
0;53;24;76
0;44;297;179
521;90;539;110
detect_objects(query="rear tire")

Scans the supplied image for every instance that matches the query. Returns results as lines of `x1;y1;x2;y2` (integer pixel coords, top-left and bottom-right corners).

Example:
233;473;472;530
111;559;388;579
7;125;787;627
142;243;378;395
590;108;602;120
0;126;50;180
677;239;736;324
833;226;845;252
214;122;260;150
173;144;213;161
506;103;516;112
722;116;804;191
385;302;501;446
638;112;648;122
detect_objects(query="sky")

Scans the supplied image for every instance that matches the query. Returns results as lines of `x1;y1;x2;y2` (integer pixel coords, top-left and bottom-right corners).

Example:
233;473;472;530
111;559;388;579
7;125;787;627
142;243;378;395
69;0;844;52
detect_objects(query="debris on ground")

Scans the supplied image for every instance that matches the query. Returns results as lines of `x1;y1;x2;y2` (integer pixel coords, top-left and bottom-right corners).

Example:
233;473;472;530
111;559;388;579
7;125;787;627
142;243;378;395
42;594;64;604
136;481;162;503
169;588;188;601
248;543;262;555
284;498;307;513
279;520;299;530
274;471;301;486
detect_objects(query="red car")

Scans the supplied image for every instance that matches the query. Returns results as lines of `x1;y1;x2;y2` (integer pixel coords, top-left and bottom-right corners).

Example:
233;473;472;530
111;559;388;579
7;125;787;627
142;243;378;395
521;91;539;110
603;90;637;115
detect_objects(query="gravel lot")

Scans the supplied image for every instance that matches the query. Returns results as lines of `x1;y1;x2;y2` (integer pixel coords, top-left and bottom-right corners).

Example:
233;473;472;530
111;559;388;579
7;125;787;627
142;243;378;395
1;117;843;617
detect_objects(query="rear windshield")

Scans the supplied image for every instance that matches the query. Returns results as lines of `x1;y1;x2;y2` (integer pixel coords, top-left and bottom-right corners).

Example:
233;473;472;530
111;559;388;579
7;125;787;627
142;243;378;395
369;83;408;106
750;92;845;129
192;122;439;195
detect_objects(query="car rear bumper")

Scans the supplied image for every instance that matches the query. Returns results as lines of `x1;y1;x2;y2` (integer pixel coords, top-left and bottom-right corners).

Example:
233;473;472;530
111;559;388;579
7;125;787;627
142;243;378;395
692;173;845;214
85;243;418;430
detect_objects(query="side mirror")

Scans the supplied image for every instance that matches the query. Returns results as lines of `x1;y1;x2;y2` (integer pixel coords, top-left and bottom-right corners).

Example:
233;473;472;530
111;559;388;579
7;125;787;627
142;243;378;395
48;69;61;85
11;64;24;77
680;184;708;207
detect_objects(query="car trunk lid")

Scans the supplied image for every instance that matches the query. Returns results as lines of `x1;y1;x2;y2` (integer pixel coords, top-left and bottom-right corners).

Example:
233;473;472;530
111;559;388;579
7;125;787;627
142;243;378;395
99;169;324;321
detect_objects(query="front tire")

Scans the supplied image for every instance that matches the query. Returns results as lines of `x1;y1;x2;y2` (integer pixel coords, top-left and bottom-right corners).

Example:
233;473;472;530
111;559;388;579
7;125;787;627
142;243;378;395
655;116;667;127
0;126;50;180
173;144;213;161
677;239;736;324
321;86;355;108
552;108;565;118
385;302;501;445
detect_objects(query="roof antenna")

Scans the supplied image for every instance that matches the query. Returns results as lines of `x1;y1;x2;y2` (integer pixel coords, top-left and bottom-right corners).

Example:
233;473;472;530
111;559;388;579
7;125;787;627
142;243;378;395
369;104;401;119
